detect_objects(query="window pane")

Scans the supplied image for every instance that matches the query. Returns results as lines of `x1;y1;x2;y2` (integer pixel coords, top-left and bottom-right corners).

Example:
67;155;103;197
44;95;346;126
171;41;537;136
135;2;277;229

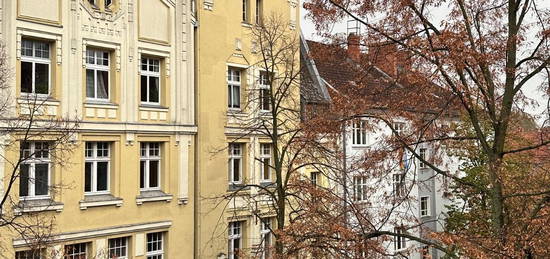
102;52;109;66
141;58;148;71
34;164;49;196
21;40;33;57
149;76;159;103
34;63;49;94
34;42;49;59
233;159;240;182
233;86;240;108
140;161;145;189
97;70;109;99
85;162;92;192
97;162;108;191
141;75;148;102
86;69;95;98
149;161;159;188
19;164;29;197
263;159;270;180
86;50;95;64
21;62;33;93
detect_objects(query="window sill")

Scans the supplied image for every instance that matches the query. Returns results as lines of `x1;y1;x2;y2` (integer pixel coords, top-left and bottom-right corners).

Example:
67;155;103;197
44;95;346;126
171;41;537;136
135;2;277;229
84;101;118;108
18;96;59;104
139;105;169;111
80;194;123;210
14;199;64;215
227;184;250;192
241;22;252;28
259;181;275;188
136;190;173;205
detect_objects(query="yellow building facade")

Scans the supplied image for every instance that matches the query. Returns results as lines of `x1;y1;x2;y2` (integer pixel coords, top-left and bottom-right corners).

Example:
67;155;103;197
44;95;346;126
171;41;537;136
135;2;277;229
194;0;299;258
0;0;196;258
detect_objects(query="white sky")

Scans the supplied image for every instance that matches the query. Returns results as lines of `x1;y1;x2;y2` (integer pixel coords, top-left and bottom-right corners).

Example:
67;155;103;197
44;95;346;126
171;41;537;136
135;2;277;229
300;3;550;123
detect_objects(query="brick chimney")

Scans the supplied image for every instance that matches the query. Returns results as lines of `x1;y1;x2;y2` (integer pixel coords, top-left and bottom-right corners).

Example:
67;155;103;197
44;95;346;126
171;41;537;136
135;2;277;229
347;33;360;61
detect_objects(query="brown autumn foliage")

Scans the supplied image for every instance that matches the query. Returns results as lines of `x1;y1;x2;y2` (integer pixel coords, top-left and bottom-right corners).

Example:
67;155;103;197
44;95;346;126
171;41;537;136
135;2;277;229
292;0;550;258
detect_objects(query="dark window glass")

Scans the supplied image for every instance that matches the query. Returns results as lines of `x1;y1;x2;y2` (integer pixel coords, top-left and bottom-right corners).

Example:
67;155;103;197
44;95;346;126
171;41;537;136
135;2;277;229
97;162;108;191
149;160;159;188
34;63;49;94
21;62;33;93
86;69;95;98
140;161;145;189
34;164;48;196
19;164;29;197
141;75;148;102
98;70;109;99
149;77;159;103
84;162;92;192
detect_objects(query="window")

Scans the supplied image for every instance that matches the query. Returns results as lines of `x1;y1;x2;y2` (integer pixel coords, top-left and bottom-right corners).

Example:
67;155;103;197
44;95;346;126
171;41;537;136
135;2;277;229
87;0;96;6
228;221;242;259
260;218;273;259
146;232;164;259
394;228;407;251
420;196;430;217
21;39;50;95
310;171;319;186
19;142;50;199
228;68;241;109
260;144;272;182
392;173;405;197
255;0;263;24
109;237;128;259
228;144;243;184
15;250;44;259
140;142;161;190
105;0;112;8
141;57;161;105
259;71;271;111
352;120;367;145
242;0;249;22
418;148;427;169
84;142;110;194
86;49;110;100
64;243;87;259
393;122;405;136
353;176;368;201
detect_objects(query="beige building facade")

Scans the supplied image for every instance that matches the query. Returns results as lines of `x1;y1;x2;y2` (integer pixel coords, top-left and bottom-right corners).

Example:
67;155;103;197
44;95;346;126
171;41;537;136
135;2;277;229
194;0;299;258
0;0;196;258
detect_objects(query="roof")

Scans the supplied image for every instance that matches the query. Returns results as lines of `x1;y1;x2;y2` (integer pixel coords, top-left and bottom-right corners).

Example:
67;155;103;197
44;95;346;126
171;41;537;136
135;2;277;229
300;35;457;116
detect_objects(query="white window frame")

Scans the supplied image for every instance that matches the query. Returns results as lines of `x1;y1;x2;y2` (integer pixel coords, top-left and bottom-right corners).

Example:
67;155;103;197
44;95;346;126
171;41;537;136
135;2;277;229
393;122;405;136
259;71;271;112
228;68;242;110
108;237;128;259
420;196;430;217
228;221;242;259
85;48;110;101
353;175;368;201
260;143;272;182
418;148;428;169
20;39;51;96
140;57;161;105
20;142;51;200
255;0;262;24
310;171;319;186
84;142;111;195
15;249;45;259
351;120;367;146
392;173;405;197
394;228;407;251
146;232;164;259
229;144;243;185
64;243;88;259
260;218;273;259
140;142;162;191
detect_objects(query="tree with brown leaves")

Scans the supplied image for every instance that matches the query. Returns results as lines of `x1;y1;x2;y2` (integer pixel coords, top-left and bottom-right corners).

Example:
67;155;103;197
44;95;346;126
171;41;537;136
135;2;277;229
295;0;550;258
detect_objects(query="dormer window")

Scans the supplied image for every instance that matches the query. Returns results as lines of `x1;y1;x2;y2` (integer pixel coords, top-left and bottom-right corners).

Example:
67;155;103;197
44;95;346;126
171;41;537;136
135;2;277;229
105;0;112;8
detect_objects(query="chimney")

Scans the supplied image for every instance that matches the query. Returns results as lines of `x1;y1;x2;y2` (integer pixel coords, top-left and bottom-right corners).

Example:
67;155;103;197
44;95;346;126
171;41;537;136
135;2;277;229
347;33;360;61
